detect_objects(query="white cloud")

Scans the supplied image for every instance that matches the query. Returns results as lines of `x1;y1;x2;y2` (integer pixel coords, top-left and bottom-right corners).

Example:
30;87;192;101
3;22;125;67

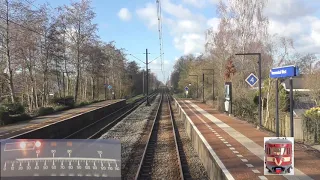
137;0;320;68
161;0;195;19
182;0;206;8
207;18;220;32
265;0;320;55
137;0;214;56
118;8;132;21
268;20;303;37
136;3;158;29
264;0;317;22
182;0;219;7
209;0;220;4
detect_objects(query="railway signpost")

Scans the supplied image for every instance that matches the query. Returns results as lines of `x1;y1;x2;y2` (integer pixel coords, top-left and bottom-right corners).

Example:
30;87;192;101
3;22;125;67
270;65;300;137
108;85;112;90
245;73;258;87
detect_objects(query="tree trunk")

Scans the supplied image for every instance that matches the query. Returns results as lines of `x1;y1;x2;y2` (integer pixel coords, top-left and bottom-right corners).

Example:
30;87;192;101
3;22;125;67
91;76;94;100
119;79;122;98
84;76;87;100
96;78;99;100
56;60;61;98
34;77;38;109
5;0;15;103
74;22;81;103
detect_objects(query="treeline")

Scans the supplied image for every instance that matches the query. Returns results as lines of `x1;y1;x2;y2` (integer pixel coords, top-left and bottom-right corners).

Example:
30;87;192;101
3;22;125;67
171;0;320;143
0;0;160;121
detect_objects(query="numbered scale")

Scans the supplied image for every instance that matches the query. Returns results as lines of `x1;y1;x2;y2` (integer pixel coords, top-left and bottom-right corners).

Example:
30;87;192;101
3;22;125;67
1;139;121;178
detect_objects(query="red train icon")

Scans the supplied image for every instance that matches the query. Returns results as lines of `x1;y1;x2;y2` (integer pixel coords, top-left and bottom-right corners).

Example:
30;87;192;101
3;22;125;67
265;138;293;174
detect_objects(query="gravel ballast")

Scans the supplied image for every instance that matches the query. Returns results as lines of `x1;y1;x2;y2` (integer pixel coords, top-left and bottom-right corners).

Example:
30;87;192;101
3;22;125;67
151;97;180;179
173;105;210;179
99;94;160;179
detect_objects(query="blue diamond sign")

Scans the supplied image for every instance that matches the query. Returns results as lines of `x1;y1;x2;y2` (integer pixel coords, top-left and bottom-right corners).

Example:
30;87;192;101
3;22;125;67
108;85;112;90
185;86;189;91
245;73;258;87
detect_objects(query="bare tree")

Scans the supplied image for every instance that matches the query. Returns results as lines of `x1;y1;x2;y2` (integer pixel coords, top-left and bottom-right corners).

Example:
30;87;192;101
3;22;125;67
64;0;97;103
2;0;16;103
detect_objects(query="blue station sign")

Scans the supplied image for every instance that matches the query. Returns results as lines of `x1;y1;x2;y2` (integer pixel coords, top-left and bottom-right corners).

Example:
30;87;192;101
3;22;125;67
270;65;299;79
245;73;258;87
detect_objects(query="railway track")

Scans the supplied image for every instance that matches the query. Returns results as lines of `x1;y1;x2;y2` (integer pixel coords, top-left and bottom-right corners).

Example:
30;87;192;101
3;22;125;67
135;91;190;180
0;92;158;140
64;92;159;139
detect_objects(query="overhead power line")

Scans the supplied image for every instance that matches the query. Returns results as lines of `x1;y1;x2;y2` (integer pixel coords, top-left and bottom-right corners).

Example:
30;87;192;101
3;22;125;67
156;0;165;82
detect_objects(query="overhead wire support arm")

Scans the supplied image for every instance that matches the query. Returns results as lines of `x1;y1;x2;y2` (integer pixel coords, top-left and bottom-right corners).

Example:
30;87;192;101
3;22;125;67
148;53;164;64
128;54;146;64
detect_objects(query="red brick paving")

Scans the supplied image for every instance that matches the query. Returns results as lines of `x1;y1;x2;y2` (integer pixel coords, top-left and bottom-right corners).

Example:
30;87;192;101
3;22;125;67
178;100;288;180
183;99;320;180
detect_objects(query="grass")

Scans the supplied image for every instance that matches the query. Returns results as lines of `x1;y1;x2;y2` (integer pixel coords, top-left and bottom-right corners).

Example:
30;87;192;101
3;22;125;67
126;94;144;104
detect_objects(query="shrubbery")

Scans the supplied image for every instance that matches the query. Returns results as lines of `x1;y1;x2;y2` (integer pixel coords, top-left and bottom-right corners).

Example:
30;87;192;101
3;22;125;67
2;103;25;115
0;106;10;125
233;97;258;124
50;96;75;107
37;107;55;116
0;98;102;126
302;107;320;144
9;113;32;123
78;101;90;107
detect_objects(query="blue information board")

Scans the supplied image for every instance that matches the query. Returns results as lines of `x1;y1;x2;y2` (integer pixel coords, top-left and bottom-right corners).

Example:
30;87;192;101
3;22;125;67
270;65;299;78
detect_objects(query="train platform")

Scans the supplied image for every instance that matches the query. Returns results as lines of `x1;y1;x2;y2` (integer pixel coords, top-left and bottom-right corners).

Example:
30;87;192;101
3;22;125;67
0;99;124;139
174;98;320;180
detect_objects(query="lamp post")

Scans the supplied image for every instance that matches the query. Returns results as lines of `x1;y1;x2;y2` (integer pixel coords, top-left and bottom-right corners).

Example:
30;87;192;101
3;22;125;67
235;53;262;128
202;69;215;103
189;75;198;98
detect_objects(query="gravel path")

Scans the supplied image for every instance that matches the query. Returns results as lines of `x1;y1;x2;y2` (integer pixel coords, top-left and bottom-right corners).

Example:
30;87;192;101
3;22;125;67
172;105;210;180
99;94;160;180
151;97;180;179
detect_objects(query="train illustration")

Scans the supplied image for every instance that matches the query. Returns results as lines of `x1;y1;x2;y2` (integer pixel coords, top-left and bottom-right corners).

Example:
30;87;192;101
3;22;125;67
264;137;293;174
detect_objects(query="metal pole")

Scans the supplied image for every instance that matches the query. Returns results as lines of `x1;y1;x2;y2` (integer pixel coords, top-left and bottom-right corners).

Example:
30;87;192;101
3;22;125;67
212;70;215;101
197;76;199;99
146;49;150;106
258;53;262;128
276;79;279;137
142;70;145;95
202;73;205;102
290;77;294;137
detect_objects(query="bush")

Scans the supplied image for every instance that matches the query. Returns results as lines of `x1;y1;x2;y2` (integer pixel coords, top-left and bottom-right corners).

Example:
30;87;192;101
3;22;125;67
302;107;320;144
37;107;55;116
10;113;32;123
233;97;258;124
2;103;25;115
54;105;70;112
0;106;10;125
51;96;75;107
78;101;90;107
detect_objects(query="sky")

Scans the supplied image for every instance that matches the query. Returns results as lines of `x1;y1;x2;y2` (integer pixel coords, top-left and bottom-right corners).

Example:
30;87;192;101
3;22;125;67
32;0;320;83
